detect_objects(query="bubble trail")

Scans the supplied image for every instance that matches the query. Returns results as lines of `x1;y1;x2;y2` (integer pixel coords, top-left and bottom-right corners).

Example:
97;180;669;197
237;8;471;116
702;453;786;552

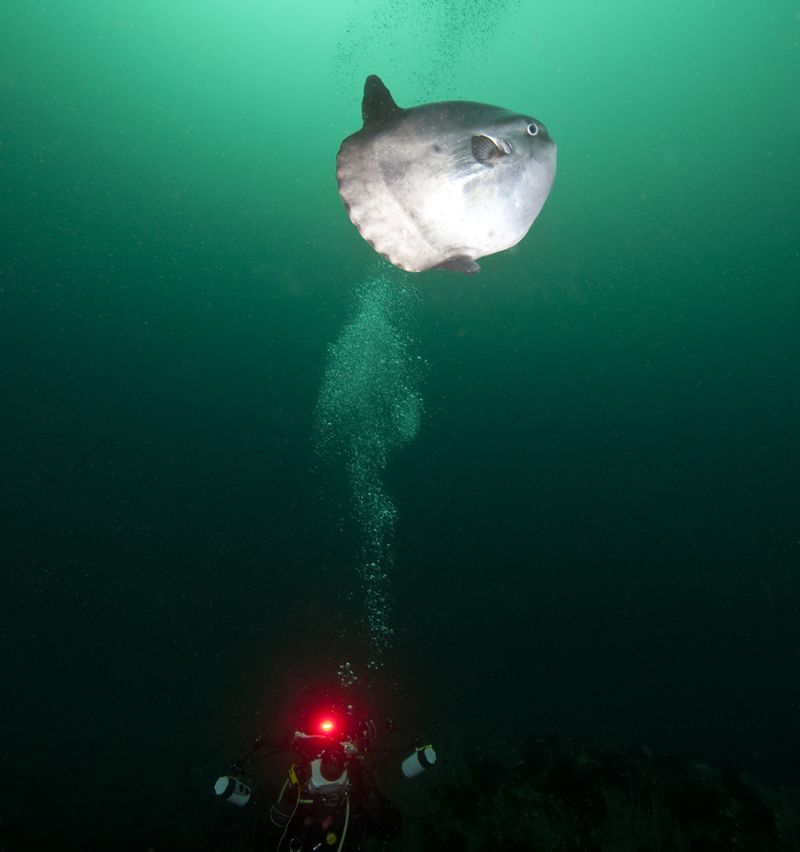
315;269;424;656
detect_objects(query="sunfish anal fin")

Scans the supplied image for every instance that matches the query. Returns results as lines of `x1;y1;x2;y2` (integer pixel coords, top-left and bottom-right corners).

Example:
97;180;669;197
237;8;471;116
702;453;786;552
434;255;481;274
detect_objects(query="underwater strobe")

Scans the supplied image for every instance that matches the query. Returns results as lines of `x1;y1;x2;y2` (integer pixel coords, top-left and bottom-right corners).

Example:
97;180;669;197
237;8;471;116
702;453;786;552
401;744;437;779
213;775;251;806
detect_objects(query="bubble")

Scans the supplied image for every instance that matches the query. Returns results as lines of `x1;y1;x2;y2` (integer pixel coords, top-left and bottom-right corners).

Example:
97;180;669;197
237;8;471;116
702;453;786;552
334;0;523;96
337;661;359;688
315;270;424;654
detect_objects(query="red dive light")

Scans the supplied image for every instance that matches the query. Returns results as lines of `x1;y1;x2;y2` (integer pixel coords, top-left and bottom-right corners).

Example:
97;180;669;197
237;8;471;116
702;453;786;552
319;717;336;735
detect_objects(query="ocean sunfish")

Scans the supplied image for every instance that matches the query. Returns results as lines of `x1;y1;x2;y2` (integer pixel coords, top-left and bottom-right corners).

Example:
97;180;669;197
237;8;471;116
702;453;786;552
336;75;557;274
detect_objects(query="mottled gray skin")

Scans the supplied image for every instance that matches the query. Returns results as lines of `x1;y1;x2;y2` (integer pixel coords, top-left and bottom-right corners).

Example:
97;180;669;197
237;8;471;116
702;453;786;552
337;76;557;273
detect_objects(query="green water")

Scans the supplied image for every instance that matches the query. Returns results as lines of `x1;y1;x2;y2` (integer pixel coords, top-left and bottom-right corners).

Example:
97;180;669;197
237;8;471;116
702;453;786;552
2;1;799;848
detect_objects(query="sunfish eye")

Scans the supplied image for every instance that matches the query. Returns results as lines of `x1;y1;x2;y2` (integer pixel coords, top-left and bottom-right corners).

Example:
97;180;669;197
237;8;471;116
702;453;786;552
526;122;540;137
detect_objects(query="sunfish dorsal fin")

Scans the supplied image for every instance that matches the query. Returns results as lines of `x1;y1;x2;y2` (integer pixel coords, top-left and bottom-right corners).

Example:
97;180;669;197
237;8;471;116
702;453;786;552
362;75;402;131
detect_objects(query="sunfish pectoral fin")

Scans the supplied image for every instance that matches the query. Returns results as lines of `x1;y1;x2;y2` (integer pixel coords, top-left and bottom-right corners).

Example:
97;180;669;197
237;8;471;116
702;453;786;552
471;134;512;164
433;255;481;274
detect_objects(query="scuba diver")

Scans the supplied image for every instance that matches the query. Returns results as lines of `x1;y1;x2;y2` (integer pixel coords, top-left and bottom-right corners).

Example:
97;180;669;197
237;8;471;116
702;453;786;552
213;665;436;851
